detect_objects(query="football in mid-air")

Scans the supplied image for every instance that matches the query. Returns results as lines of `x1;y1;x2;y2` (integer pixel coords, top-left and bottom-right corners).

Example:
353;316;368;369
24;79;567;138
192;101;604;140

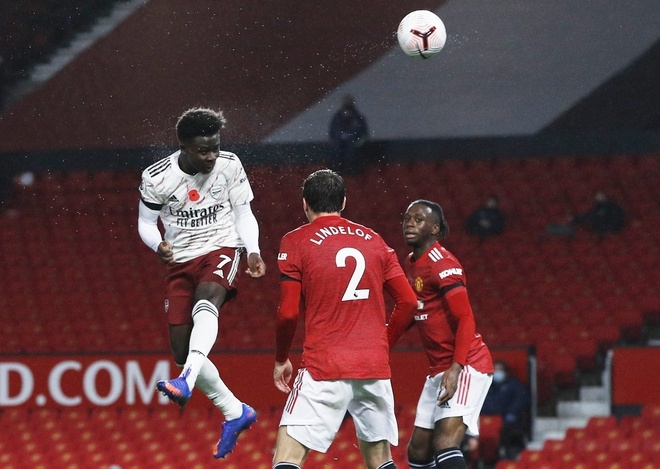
397;10;447;59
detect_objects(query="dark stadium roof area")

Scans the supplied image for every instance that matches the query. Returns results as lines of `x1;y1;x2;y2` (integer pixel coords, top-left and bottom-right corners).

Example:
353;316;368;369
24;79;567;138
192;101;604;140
0;1;659;153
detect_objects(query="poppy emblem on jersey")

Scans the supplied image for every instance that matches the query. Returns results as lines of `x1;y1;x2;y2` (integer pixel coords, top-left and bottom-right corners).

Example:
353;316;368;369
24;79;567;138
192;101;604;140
415;277;424;292
188;189;200;202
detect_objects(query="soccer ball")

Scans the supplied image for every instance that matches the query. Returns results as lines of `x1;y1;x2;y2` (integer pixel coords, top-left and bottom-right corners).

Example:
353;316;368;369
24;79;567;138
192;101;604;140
397;10;447;59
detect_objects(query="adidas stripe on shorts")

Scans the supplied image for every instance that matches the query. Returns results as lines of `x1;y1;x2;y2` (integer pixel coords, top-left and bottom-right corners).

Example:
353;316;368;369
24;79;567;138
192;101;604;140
414;364;493;437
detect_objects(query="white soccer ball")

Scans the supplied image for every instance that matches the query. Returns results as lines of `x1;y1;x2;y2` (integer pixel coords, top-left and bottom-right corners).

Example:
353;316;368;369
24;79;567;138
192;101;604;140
397;10;447;59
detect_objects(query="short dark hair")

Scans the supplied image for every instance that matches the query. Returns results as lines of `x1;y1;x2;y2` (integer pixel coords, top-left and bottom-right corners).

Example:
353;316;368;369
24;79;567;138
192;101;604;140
303;169;345;214
176;107;226;142
409;199;450;238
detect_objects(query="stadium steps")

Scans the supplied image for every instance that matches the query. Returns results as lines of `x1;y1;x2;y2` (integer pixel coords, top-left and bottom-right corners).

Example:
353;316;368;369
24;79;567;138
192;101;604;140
7;0;146;106
502;408;660;469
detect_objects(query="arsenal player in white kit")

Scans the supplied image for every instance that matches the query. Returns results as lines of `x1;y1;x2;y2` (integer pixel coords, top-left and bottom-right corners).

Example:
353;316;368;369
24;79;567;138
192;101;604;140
388;200;493;469
137;108;266;459
272;169;417;469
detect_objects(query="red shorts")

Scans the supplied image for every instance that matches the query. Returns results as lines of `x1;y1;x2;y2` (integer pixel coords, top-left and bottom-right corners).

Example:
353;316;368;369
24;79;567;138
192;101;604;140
164;247;244;325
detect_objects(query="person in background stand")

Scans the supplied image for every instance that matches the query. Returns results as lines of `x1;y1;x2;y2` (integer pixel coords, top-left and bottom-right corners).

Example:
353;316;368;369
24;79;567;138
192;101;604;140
571;190;626;236
466;195;505;239
546;190;626;239
481;360;530;461
329;94;369;174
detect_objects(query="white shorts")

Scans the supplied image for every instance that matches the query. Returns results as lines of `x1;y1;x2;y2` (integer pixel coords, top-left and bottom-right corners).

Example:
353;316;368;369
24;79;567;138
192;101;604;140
414;365;492;437
279;368;398;453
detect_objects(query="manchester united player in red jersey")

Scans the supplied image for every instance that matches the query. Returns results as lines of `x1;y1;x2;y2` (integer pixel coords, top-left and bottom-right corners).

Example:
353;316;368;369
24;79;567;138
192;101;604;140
388;200;493;469
272;169;418;469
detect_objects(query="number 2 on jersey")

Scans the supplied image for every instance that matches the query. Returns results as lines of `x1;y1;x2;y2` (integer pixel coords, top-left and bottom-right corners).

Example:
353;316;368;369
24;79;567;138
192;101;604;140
335;247;369;301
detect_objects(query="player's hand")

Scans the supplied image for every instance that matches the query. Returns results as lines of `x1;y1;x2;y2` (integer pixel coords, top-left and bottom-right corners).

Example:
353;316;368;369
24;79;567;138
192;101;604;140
246;252;266;278
157;241;174;264
274;359;293;394
438;362;462;406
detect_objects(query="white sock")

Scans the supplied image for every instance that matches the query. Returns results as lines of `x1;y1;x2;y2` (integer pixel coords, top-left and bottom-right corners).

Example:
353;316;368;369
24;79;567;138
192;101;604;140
180;299;219;390
195;357;243;420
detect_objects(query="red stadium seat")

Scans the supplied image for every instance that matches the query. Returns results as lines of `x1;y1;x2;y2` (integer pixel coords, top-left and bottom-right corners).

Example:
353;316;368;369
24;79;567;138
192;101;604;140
554;450;586;467
583;450;618;467
494;460;522;469
637;427;659;449
618;415;647;437
564;426;589;445
477;415;503;464
621;451;653;467
544;438;574;454
586;416;618;434
536;339;577;388
642;404;660;425
591;323;621;350
640;437;660;462
607;437;641;454
516;449;552;466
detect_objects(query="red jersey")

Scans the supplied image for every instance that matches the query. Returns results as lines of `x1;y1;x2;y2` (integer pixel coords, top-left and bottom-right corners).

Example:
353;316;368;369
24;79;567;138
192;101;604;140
277;215;406;380
401;242;492;376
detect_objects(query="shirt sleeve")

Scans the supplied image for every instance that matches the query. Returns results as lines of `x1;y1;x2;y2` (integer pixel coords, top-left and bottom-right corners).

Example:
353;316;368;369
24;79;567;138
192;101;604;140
227;157;254;207
444;288;476;366
277;233;302;282
275;232;303;362
138;170;166;207
382;242;405;282
385;275;418;349
233;202;260;255
137;200;162;252
275;279;301;362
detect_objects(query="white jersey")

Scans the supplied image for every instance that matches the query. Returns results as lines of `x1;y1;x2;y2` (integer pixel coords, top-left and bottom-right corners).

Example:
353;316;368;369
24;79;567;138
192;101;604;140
139;150;253;263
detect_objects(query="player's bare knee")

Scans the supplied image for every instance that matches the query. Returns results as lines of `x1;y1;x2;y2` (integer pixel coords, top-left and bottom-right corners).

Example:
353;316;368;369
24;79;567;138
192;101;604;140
408;445;434;466
194;282;228;308
408;427;434;462
434;419;466;451
273;427;308;466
